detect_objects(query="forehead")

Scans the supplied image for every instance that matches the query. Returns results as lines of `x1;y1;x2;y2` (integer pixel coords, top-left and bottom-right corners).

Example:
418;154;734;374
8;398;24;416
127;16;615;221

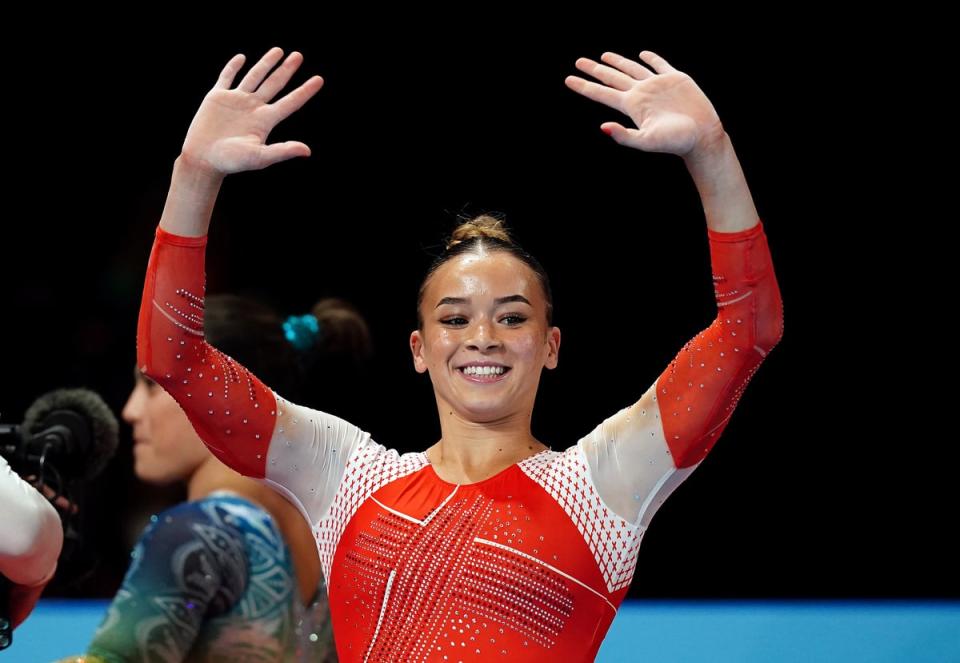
427;251;538;302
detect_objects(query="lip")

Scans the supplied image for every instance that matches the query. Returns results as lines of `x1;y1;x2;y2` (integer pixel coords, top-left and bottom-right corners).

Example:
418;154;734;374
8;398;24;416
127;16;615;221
456;361;510;369
457;366;511;383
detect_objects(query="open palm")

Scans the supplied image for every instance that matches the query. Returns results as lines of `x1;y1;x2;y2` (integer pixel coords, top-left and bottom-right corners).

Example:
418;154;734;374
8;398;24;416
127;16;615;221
180;47;324;174
565;50;724;157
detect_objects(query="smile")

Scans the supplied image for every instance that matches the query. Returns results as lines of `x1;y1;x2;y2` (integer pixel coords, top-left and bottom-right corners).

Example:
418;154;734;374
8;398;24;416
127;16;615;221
457;366;510;383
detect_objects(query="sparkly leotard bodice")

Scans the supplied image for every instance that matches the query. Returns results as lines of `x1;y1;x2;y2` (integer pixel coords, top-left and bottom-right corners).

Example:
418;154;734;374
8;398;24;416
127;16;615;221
136;221;783;661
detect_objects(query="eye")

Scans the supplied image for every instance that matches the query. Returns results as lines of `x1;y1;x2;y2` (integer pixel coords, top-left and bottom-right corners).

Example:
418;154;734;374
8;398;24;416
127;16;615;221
440;317;468;326
501;314;527;325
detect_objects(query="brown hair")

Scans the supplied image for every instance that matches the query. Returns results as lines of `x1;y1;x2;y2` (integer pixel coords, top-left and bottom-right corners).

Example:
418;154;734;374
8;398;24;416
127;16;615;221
416;213;554;329
203;294;372;403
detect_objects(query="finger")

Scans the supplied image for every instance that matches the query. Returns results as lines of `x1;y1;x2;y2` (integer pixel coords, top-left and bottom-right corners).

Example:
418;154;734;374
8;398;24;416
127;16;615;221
237;46;285;93
601;122;646;149
599;51;653;81
256;51;305;102
574;57;636;91
269;75;325;123
564;75;623;111
54;496;78;514
260;141;312;167
639;50;677;74
213;54;246;90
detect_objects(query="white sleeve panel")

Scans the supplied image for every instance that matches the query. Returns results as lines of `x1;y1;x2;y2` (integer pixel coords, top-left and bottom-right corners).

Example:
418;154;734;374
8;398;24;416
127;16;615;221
0;455;63;586
262;392;374;528
578;381;698;528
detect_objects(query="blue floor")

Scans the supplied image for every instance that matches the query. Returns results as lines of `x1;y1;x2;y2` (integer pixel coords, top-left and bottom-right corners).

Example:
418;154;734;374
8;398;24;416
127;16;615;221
8;599;959;661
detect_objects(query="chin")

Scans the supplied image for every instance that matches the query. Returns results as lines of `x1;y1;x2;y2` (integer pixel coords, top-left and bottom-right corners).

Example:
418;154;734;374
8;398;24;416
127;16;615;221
459;400;510;422
133;463;174;486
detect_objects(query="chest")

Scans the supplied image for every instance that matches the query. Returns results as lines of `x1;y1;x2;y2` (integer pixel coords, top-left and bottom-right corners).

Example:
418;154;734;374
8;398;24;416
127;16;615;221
327;467;620;661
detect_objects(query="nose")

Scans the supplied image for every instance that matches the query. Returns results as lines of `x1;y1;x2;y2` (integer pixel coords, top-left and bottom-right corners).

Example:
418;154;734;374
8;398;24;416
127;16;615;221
466;320;502;352
122;383;145;425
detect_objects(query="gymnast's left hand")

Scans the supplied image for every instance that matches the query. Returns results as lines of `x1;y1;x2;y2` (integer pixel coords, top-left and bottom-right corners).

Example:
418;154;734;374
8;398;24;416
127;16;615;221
565;50;726;159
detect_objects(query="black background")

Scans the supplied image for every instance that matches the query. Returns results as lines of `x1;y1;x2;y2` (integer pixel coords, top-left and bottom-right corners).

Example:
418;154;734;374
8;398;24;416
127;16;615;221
1;18;950;600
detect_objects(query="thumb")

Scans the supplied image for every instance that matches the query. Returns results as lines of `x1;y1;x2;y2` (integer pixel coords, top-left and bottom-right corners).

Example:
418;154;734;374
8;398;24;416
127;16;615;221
600;122;643;149
260;141;312;167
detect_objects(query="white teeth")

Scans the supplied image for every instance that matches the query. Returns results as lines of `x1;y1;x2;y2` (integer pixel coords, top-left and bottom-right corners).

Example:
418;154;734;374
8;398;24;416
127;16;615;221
461;365;506;376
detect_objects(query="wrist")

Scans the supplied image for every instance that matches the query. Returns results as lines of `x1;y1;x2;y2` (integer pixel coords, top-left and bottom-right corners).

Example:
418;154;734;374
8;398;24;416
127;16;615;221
682;131;735;185
683;125;729;164
174;153;225;188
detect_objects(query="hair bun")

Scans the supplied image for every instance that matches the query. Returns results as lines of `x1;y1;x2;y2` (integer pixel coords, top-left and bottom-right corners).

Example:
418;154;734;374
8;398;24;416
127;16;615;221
309;298;373;360
446;214;514;251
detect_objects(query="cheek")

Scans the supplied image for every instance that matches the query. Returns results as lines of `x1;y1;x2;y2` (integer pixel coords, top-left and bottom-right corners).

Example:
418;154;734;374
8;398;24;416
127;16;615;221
142;397;206;471
513;333;543;358
427;330;459;358
151;399;187;447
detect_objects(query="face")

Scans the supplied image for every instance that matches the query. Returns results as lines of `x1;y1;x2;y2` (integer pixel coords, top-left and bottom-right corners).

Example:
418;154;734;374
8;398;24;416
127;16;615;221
121;370;211;485
410;250;560;423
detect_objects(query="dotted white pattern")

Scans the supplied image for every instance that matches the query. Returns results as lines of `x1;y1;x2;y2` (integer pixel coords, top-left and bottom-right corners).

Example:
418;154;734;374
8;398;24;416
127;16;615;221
315;443;427;583
519;448;643;593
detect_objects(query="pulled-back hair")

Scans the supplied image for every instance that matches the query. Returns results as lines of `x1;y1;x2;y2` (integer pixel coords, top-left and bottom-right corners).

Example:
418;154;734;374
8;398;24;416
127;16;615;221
203;294;372;409
416;214;553;329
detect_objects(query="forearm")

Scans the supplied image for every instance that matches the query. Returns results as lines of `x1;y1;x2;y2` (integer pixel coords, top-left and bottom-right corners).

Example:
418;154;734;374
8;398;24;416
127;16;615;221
158;155;224;238
8;574;49;629
684;132;760;234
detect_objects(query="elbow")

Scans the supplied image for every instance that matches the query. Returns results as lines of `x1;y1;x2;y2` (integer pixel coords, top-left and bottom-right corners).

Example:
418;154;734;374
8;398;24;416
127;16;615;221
754;278;784;354
135;308;153;378
135;290;163;382
757;306;784;354
135;340;151;379
5;502;56;558
1;500;63;584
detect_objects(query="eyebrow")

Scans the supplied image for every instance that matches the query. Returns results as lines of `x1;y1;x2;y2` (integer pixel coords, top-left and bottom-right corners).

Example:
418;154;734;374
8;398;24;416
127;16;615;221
435;295;532;309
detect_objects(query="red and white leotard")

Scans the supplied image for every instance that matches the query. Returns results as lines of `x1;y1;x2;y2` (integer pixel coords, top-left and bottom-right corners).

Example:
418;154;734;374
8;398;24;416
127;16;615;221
137;221;783;661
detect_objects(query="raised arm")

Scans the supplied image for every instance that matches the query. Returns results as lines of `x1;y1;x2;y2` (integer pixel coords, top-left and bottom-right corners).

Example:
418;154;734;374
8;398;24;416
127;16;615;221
137;48;371;528
566;50;784;525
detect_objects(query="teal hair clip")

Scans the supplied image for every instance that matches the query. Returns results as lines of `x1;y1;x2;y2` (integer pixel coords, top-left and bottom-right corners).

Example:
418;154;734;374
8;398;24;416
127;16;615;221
282;314;321;351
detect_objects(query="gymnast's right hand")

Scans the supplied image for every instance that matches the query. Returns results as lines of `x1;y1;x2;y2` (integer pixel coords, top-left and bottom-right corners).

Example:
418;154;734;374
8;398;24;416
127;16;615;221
180;46;324;175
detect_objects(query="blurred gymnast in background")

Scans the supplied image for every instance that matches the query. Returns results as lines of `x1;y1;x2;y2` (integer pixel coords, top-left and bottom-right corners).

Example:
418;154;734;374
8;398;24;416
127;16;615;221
64;294;369;661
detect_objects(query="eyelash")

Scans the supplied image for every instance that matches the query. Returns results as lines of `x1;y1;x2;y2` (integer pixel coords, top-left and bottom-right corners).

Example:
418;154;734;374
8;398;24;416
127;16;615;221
441;315;527;326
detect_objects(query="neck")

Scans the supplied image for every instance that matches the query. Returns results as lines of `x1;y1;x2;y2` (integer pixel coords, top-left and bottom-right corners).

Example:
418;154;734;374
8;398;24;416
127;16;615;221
426;398;546;484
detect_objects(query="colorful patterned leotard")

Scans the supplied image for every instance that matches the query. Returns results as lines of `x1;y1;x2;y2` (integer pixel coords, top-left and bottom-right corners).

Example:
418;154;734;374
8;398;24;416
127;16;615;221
84;492;335;662
136;220;783;661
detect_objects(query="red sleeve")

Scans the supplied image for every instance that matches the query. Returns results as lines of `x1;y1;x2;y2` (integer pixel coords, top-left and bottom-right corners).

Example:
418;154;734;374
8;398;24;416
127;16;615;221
657;219;784;468
136;226;277;478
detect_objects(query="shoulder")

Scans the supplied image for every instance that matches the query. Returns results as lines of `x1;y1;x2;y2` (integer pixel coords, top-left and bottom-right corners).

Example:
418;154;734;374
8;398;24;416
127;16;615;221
517;446;588;480
348;441;428;474
136;497;251;566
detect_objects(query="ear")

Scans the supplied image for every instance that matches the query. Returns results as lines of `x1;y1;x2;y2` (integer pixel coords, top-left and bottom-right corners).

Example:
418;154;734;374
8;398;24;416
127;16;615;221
410;329;429;374
544;326;561;370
